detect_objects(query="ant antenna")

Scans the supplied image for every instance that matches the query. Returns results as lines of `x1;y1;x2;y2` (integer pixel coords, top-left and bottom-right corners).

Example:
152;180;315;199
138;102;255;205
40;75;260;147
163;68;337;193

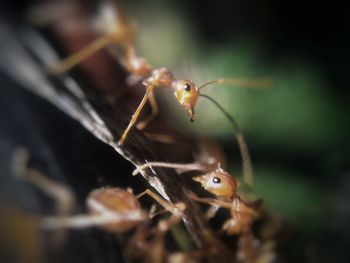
198;78;272;90
199;94;254;188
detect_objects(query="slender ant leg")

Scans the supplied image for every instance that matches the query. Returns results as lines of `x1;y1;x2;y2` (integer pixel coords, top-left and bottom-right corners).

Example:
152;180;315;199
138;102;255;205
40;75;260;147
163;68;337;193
47;34;113;74
137;189;186;216
136;89;158;130
118;84;155;145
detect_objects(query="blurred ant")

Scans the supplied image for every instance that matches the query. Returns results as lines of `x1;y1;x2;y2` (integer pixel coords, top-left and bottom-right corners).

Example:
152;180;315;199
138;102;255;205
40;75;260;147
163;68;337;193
46;1;270;187
40;187;185;233
45;192;198;263
11;148;186;251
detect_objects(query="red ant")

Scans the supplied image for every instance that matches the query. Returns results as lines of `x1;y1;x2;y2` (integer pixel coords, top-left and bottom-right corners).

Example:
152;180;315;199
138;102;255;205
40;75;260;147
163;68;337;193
133;162;264;262
13;148;228;262
46;1;269;188
40;187;185;233
11;148;186;257
133;162;260;232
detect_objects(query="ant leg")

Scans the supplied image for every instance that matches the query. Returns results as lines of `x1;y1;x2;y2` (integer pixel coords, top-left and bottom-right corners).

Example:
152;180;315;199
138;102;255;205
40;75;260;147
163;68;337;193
205;205;221;220
136;92;187;144
12;148;76;219
132;162;209;176
42;213;122;230
137;90;186;143
12;148;76;246
189;193;231;209
143;132;179;144
123;45;152;76
47;34;112;74
157;214;182;234
118;84;155;145
136;89;158;130
136;189;185;216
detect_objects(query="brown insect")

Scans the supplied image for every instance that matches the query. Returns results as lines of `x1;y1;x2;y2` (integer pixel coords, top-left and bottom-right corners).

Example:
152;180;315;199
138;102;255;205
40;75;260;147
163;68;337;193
46;1;269;188
41;187;185;233
191;169;261;235
12;148;191;262
13;149;185;233
45;187;202;263
12;149;185;233
133;162;260;233
134;161;266;262
133;162;266;262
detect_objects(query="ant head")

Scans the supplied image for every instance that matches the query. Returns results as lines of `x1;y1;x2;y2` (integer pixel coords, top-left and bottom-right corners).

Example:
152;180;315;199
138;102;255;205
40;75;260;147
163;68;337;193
172;80;199;121
193;168;237;199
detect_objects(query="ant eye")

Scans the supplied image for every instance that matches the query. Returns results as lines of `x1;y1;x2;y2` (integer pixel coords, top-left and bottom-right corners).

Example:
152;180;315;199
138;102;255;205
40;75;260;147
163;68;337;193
184;83;191;91
212;177;221;184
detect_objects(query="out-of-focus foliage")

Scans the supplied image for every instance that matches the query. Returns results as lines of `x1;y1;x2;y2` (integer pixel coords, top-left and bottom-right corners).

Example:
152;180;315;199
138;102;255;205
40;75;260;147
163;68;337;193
253;167;327;231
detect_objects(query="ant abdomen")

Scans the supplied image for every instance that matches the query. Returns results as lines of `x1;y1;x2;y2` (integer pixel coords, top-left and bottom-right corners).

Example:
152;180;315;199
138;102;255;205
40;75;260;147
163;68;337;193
87;187;146;232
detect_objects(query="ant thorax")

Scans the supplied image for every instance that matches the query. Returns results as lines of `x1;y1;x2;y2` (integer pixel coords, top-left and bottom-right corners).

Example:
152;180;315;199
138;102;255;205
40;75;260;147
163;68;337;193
144;67;174;87
128;56;152;76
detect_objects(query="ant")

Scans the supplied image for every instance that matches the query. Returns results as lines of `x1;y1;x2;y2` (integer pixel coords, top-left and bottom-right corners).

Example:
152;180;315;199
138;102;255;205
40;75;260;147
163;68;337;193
190;167;261;235
133;162;260;232
133;162;263;262
40;187;185;233
46;1;270;187
11;148;186;256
